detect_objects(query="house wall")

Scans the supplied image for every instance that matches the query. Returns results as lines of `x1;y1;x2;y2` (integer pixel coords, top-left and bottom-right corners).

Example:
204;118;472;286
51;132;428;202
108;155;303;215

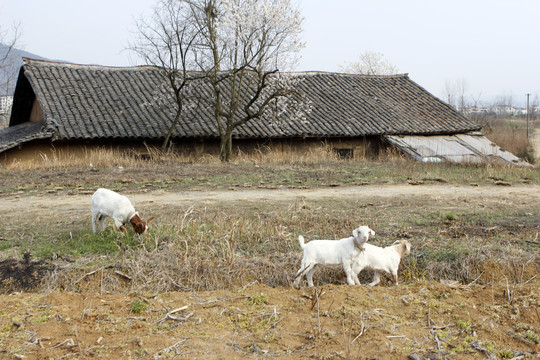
0;137;381;165
29;99;44;122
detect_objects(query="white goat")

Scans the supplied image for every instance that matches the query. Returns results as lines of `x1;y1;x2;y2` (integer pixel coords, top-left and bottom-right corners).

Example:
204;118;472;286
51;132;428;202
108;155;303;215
293;226;375;287
352;240;411;286
91;188;153;234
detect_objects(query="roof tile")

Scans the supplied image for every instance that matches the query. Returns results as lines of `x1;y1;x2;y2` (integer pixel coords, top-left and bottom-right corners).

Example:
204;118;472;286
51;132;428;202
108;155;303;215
8;59;481;142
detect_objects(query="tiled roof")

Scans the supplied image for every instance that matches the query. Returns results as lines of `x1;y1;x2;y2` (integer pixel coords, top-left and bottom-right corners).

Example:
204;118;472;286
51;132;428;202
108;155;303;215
5;58;480;148
0;120;51;153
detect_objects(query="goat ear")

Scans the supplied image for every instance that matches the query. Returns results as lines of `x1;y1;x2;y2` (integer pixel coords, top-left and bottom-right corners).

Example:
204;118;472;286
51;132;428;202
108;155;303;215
146;216;155;223
352;229;359;239
370;229;375;236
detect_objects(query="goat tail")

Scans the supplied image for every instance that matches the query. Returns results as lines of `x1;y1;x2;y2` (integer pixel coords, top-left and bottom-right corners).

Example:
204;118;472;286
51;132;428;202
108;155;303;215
297;235;306;249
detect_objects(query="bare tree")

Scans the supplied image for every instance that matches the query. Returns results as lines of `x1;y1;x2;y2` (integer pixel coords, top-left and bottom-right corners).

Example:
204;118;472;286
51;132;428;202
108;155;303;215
130;0;202;152
189;0;305;162
443;78;469;111
339;51;399;75
130;0;305;160
0;22;21;96
494;93;514;117
443;79;456;108
455;78;468;111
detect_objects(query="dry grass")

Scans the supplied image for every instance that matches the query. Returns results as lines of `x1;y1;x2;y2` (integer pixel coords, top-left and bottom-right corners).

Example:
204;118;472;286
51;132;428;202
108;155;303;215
4;143;346;170
234;143;342;164
38;194;539;294
483;118;536;163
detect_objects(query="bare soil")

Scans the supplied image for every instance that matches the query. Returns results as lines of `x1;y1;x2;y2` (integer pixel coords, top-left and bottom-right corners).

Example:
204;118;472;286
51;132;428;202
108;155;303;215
0;173;539;359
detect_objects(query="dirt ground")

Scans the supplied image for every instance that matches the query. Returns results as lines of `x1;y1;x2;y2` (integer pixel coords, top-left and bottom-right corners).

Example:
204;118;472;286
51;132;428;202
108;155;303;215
1;182;539;359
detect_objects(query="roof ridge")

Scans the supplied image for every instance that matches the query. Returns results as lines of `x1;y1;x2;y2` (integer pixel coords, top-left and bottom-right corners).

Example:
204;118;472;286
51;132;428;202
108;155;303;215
22;57;155;71
290;71;409;78
23;58;409;78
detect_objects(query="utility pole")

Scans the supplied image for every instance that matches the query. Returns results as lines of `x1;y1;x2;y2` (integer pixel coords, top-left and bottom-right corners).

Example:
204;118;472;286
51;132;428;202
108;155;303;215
526;93;530;137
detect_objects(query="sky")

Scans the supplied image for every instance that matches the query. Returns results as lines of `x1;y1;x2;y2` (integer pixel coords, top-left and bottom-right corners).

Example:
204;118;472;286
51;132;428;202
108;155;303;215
0;0;538;107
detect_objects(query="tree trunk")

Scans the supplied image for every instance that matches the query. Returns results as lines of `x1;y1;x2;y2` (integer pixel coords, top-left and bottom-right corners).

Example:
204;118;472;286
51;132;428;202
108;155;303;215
162;109;182;153
220;130;233;162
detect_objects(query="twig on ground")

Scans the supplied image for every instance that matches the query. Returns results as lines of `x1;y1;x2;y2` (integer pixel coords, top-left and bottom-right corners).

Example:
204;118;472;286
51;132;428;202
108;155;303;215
430;330;443;352
154;304;192;324
372;308;398;320
51;338;75;349
467;272;485;286
114;270;132;281
239;279;261;292
152;339;187;359
351;313;366;344
470;341;497;360
266;317;283;331
289;332;314;339
74;265;113;284
431;323;454;330
55;353;78;360
73;325;83;356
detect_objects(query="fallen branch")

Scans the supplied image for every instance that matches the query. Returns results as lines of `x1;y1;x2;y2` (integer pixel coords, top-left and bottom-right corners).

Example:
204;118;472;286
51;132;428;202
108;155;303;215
506;331;537;346
166;312;193;322
74;325;83;356
114;270;132;281
154;304;192;324
431;330;443;351
55;353;78;360
74;265;113;284
351;313;366;344
288;332;314;339
470;341;497;360
152;339;187;359
265;317;283;331
51;338;75;349
372;308;398;320
430;323;454;330
239;279;261;292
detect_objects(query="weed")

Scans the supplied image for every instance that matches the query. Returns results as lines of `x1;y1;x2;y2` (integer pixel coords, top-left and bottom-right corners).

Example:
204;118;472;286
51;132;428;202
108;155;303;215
30;309;51;324
456;320;472;332
247;293;269;306
498;349;514;359
452;334;476;354
443;212;456;221
520;330;540;344
131;299;149;314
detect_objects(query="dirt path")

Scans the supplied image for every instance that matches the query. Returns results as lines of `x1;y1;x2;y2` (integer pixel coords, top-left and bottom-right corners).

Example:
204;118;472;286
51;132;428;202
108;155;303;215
3;183;539;215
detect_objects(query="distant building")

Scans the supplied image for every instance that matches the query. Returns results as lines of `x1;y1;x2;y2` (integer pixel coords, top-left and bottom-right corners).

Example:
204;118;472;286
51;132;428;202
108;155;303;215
0;96;13;114
0;96;13;128
459;106;489;115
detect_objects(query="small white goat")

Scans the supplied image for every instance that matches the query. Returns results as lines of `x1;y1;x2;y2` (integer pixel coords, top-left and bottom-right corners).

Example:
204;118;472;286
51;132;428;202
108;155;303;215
352;240;411;286
293;226;375;287
91;188;153;234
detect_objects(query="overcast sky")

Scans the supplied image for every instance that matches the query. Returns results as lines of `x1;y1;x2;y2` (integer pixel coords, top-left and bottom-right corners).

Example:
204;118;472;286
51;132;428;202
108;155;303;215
1;0;538;106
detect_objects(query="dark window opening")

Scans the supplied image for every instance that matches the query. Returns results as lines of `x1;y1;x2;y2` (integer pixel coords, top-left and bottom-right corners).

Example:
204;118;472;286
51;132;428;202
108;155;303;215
334;148;353;159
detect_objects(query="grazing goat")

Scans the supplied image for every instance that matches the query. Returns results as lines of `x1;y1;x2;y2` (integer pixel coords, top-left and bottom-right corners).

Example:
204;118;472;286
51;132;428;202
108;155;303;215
352;240;411;286
293;226;375;287
91;188;153;234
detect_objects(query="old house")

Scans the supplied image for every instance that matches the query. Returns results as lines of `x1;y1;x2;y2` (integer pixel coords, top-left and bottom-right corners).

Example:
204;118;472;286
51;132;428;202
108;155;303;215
0;58;527;165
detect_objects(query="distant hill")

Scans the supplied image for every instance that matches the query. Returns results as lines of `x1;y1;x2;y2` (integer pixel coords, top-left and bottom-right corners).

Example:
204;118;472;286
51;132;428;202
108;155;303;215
0;44;48;95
